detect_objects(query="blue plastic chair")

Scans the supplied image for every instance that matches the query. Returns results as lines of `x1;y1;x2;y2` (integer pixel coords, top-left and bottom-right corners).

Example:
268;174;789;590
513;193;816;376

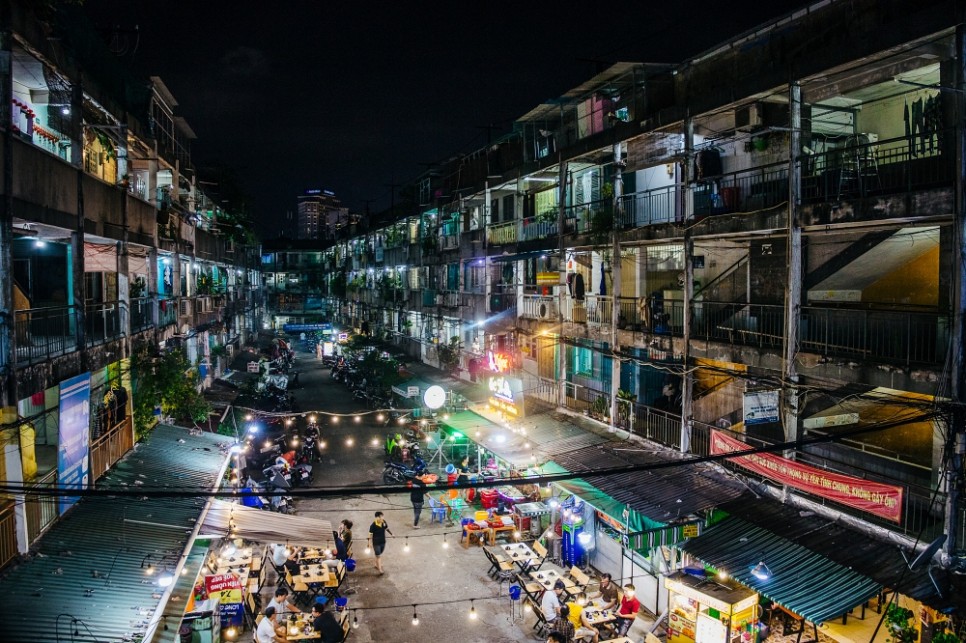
428;497;447;524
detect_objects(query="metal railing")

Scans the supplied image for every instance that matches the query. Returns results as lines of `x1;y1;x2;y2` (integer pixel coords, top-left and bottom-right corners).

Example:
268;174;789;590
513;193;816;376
617;185;677;228
488;292;516;314
0;502;16;571
90;417;134;480
566;295;613;325
86;301;122;346
520;294;558;320
159;299;178;327
25;469;58;545
691;162;789;219
520;216;557;241
15;305;77;365
130;297;154;332
487;220;518;245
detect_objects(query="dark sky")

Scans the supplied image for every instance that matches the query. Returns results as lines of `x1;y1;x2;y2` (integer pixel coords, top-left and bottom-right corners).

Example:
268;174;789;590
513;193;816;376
81;1;810;233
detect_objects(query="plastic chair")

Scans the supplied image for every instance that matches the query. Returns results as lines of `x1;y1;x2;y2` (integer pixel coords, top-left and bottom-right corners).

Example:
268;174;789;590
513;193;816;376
428;497;447;524
448;497;465;522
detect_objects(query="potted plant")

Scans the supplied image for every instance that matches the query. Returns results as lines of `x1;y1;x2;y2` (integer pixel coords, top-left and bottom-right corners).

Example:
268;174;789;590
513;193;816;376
885;604;918;643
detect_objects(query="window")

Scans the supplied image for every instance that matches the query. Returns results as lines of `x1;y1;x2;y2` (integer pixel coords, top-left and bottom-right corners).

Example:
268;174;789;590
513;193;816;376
574;346;593;376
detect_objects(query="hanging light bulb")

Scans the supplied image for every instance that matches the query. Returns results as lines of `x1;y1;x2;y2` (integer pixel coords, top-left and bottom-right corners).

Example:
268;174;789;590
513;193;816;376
345;437;354;447
319;440;327;449
376;413;385;423
412;605;419;626
309;415;316;423
354;415;361;423
285;418;293;426
442;534;449;549
468;600;478;620
364;544;371;555
352;613;359;629
371;437;379;447
403;537;410;553
224;626;237;640
524;602;532;614
332;416;339;424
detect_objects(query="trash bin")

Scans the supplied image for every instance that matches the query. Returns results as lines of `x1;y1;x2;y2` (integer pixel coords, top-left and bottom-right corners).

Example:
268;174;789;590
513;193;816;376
335;597;349;612
345;558;356;572
509;585;521;601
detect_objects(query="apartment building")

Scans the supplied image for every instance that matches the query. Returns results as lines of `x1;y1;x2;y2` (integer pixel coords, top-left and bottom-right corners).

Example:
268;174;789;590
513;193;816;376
0;1;262;567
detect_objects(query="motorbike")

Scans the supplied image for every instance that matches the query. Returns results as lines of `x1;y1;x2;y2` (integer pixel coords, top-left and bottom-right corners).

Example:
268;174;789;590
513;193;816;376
382;455;429;484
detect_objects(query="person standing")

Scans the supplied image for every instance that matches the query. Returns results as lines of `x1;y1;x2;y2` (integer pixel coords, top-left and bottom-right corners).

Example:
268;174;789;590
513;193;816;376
367;511;393;574
410;476;427;528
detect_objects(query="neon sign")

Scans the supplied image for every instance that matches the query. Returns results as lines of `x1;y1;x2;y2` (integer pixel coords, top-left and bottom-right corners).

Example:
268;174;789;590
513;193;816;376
487;351;511;373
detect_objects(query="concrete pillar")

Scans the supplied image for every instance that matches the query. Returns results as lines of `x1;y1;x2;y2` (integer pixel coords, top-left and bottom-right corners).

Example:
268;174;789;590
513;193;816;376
784;82;804;448
557;157;569;408
610;142;624;431
0;18;18;409
680;117;694;454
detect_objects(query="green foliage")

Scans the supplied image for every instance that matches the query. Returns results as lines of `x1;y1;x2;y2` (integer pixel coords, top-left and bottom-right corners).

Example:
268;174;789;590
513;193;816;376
131;347;212;438
933;632;961;643
885;604;918;643
616;389;637;428
437;336;462;372
590;394;609;419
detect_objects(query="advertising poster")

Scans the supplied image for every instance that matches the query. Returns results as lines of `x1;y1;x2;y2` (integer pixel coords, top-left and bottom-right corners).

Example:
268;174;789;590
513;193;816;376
58;372;92;515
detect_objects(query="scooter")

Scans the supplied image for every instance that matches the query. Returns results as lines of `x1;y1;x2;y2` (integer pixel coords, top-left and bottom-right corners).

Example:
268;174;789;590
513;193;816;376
382;455;429;484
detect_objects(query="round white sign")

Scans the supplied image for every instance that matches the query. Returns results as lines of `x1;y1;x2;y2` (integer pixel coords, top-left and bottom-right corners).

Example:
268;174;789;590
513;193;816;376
424;385;446;409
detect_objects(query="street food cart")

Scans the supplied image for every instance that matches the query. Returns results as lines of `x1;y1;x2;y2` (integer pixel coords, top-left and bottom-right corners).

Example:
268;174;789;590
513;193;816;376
666;571;759;643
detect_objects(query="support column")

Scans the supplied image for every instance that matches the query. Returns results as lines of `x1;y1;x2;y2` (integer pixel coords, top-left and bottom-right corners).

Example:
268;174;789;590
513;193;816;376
784;82;804;449
680;117;694;454
0;17;17;410
610;142;624;431
557;157;569;408
943;24;966;562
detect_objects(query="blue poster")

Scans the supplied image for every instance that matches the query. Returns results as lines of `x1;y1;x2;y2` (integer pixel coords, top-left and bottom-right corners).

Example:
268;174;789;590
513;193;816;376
58;372;91;515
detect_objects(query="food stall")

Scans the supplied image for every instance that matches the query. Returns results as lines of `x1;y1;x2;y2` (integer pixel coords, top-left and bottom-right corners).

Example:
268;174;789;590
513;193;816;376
666;571;759;643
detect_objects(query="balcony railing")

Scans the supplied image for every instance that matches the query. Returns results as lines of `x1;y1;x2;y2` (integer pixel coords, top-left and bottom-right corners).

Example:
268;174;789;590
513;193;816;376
617;185;677;228
25;469;58;545
487;221;518;245
159;298;178;327
15;305;77;365
675;299;947;366
438;234;459;251
130;297;154;332
488;292;516;314
520;294;558;320
0;502;16;571
520;217;557;242
691;162;789;219
86;301;122;347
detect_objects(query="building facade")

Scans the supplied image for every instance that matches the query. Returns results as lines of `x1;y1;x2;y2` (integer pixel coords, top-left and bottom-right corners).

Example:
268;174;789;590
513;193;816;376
266;0;966;616
0;1;262;568
296;189;347;240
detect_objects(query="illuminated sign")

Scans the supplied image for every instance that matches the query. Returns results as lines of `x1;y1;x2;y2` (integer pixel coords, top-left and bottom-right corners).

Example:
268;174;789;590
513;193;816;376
487;351;511;373
488;376;524;417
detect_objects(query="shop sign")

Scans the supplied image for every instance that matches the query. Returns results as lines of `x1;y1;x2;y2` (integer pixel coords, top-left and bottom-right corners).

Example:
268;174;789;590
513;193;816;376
204;573;243;593
488;376;524;417
743;390;780;425
282;323;332;332
711;430;903;523
487;351;511;373
536;272;559;286
58;372;91;515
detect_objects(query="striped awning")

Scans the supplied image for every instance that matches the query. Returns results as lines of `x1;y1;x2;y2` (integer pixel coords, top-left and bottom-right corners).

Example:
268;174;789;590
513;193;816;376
681;516;882;624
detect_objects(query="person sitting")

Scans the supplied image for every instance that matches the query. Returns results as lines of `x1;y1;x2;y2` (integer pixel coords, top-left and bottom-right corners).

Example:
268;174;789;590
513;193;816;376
255;606;281;643
283;548;302;577
266;586;299;618
565;592;600;643
546;634;567;643
592;572;619;611
541;579;566;628
311;599;344;643
614;583;640;636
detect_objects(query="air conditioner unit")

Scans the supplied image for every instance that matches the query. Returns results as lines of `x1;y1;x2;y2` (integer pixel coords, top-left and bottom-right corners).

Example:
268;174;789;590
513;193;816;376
735;103;763;132
179;299;192;317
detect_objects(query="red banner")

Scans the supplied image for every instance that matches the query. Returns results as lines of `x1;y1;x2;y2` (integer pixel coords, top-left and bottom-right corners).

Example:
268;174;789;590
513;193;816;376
204;573;242;593
710;430;904;523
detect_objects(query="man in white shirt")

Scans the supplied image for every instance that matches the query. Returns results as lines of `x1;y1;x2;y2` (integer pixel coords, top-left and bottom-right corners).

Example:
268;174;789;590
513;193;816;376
271;543;289;568
255;606;279;643
266;587;298;616
541;579;565;625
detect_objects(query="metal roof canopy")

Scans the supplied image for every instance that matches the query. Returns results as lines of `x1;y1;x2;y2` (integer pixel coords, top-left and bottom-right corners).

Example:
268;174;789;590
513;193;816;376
200;499;334;548
0;424;232;643
681;516;882;625
551;444;746;524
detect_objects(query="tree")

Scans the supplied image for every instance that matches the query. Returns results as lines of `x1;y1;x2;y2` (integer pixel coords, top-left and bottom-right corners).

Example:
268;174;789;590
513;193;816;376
132;347;212;438
437;336;462;374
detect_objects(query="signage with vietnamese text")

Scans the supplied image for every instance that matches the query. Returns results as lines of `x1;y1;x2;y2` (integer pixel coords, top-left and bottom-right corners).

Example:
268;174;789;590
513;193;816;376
488;375;524;417
58;372;91;515
282;323;332;332
205;574;245;628
710;430;904;523
486;351;511;373
743;390;780;425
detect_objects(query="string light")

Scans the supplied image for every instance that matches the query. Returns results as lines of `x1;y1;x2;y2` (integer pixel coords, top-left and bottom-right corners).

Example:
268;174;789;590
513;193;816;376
468;600;477;620
412;605;419;626
319;440;327;449
309;415;317;422
376;413;384;422
442;534;449;549
403;537;410;553
352;611;359;629
364;544;371;555
354;415;361;423
331;416;339;424
345;437;354;447
371;437;380;447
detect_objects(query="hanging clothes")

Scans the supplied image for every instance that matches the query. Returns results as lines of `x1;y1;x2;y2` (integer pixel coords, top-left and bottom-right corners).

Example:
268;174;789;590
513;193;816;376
573;273;585;301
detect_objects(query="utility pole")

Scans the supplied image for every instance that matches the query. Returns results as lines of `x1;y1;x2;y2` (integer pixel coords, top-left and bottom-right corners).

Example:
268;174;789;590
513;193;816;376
557;155;569;408
0;14;16;414
680;116;694;454
609;141;624;432
784;82;803;454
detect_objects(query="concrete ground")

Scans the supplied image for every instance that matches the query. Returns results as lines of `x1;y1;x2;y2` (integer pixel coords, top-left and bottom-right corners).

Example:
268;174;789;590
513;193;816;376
261;344;548;642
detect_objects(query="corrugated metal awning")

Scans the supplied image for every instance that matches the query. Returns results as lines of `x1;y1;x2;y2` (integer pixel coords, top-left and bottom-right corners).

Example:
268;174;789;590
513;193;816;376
200;499;334;548
682;516;882;624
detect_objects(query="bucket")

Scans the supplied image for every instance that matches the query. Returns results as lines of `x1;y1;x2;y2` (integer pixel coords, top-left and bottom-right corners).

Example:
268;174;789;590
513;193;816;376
345;558;356;572
509;585;521;601
335;597;349;612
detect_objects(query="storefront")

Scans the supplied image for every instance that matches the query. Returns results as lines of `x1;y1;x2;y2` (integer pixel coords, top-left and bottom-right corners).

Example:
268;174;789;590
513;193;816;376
666;571;759;643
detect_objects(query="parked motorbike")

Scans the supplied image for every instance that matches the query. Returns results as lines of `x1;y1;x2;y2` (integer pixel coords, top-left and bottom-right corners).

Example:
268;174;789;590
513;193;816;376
382;455;429;484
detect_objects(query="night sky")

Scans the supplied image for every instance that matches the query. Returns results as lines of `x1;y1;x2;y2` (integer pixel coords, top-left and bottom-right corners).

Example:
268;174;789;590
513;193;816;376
81;1;810;234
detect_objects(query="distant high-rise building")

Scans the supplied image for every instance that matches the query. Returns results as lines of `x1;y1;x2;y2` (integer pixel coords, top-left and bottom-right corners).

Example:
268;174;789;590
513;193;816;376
297;189;347;240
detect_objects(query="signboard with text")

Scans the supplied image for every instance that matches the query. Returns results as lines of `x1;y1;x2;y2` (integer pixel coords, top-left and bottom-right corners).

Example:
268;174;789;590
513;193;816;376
488;375;525;417
743;390;780;425
58;373;91;515
205;574;244;628
711;430;903;523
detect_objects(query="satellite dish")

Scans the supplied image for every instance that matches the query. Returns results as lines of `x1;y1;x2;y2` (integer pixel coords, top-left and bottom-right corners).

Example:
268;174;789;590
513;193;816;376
904;534;946;570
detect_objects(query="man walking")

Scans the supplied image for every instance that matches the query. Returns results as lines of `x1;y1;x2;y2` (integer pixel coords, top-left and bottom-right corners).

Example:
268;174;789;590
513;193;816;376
410;476;427;528
367;511;393;574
